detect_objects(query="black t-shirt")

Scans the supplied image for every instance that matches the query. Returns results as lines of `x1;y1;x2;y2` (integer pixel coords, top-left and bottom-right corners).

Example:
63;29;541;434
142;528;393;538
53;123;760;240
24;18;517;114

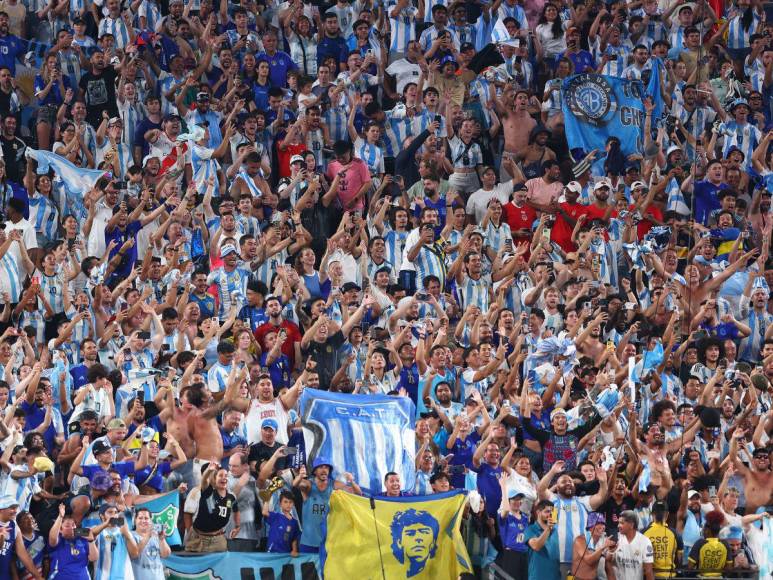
0;135;25;183
302;331;346;390
79;68;118;128
248;441;285;473
193;486;238;533
600;495;636;534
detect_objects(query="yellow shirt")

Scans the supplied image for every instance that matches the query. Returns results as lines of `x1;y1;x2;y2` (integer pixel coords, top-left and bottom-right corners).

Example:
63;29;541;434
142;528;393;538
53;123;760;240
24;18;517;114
643;521;682;578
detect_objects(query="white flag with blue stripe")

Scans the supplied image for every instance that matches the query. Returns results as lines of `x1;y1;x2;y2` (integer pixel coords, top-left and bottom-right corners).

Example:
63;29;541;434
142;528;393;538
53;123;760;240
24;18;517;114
300;388;416;494
25;149;109;223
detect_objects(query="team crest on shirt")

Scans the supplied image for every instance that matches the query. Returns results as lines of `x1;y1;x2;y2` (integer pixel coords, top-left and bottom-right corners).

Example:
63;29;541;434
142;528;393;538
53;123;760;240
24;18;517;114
565;74;616;126
226;500;232;508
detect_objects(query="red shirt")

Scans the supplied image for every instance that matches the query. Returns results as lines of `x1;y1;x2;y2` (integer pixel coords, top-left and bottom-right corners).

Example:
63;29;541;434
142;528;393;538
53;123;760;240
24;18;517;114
254;320;302;369
631;203;663;240
503;202;537;259
552;202;591;252
276;140;306;178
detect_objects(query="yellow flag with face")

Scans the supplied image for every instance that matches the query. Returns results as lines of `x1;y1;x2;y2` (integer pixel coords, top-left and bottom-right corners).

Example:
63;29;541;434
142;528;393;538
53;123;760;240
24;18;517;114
322;490;472;579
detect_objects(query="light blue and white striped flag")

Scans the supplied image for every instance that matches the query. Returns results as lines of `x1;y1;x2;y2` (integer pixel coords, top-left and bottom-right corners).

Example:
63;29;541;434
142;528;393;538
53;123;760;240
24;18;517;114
25;149;110;223
300;388;416;494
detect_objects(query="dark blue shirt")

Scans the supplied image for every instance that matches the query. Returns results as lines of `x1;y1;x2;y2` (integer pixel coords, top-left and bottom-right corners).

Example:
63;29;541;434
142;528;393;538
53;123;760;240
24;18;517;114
105;220;142;284
317;35;348;69
253;80;270;112
256;51;298;88
398;363;420;406
259;351;292;390
133;117;162;156
473;462;503;516
34;74;71;106
694;180;729;225
239;304;269;332
266;511;300;552
48;536;91;580
0;35;26;75
448;431;481;488
191;292;217;319
220;428;248;468
557;49;596;74
69;364;90;390
499;511;529;552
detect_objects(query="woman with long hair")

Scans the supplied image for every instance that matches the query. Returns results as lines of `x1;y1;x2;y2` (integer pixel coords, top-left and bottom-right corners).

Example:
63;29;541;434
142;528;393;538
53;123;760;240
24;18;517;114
284;15;318;77
24;162;59;245
34;54;70;151
536;3;568;72
53;121;94;168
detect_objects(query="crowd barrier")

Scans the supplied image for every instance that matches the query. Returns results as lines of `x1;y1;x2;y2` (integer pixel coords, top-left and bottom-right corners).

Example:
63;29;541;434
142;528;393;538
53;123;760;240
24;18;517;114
163;552;321;580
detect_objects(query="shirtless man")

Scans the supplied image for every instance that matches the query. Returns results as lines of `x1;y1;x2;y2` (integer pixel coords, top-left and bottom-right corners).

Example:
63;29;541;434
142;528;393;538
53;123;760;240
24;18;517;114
729;429;773;512
629;408;702;491
185;367;248;483
575;311;608;362
515;126;556;180
496;88;536;180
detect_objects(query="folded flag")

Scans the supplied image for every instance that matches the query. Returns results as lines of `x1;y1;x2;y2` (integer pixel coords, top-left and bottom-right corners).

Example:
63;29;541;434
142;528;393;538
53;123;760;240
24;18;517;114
321;490;472;579
134;491;182;546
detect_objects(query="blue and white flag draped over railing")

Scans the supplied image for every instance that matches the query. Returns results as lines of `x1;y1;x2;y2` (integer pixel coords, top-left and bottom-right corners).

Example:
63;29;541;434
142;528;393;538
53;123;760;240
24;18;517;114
26;149;110;224
562;63;663;157
300;388;416;494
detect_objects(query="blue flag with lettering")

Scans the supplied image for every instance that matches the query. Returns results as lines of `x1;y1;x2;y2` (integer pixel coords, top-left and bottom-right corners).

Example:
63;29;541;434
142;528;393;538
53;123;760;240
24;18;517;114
562;73;649;157
300;388;416;494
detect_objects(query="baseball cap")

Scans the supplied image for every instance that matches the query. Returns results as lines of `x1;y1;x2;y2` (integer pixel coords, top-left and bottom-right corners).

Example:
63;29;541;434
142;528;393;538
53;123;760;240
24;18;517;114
142;154;160;167
220;244;238;258
290;154;304;165
163;113;182;123
586;511;606;529
261;418;279;431
687;490;700;499
508;489;525;500
565;181;582;194
107;418;126;431
0;496;19;509
107;117;123;127
593;179;612;191
341;282;361;293
460;42;475;52
92;440;112;455
631;180;647;190
196;91;210;102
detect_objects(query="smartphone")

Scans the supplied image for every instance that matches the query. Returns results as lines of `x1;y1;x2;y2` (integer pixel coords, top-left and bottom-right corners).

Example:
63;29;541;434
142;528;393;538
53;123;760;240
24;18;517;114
282;447;298;456
709;485;717;497
434;114;441;124
609;54;618;61
109;517;125;527
415;291;429;302
74;527;91;538
123;348;133;361
136;390;145;404
137;331;151;340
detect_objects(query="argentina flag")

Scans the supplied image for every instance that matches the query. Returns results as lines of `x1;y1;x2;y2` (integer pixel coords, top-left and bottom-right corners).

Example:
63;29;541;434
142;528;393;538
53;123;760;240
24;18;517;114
562;70;661;156
300;388;416;494
26;149;109;223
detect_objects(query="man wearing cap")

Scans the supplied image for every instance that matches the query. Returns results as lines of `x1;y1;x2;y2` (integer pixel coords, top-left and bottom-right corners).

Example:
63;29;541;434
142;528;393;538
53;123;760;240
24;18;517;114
549;181;590;253
0;495;44;580
643;501;682;579
296;457;361;553
176;89;224;150
571;512;615;580
96;115;132;179
496;475;530;578
716;98;762;170
207;242;252;320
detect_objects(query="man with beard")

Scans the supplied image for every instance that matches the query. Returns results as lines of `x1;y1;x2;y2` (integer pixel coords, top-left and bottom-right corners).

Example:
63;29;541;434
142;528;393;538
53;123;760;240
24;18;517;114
230;151;271;199
78;49;118;128
526;399;605;472
69;338;100;390
524;160;562;207
636;411;703;485
536;461;609;577
207;244;252;320
515;126;556;182
295;458;361;554
738;277;773;362
254;296;303;371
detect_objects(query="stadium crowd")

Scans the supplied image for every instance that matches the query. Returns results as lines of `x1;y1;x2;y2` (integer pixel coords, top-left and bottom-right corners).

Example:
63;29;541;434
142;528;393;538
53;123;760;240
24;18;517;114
0;0;772;578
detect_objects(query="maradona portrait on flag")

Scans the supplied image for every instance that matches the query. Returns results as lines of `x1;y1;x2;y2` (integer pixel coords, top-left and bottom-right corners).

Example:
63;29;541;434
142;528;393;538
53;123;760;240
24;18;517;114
321;490;472;580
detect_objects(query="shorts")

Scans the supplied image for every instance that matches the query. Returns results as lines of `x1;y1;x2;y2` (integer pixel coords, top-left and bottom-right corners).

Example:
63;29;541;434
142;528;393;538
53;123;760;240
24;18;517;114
448;171;480;196
185;527;227;553
36;104;58;126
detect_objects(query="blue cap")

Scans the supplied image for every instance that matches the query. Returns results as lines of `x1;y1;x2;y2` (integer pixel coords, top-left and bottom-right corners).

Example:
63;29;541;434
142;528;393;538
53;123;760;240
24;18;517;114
0;496;18;510
261;418;278;431
311;457;333;473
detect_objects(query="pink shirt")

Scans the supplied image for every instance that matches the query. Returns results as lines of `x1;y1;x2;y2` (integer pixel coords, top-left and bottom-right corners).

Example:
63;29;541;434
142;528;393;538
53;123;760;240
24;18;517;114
525;177;562;206
326;158;371;211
